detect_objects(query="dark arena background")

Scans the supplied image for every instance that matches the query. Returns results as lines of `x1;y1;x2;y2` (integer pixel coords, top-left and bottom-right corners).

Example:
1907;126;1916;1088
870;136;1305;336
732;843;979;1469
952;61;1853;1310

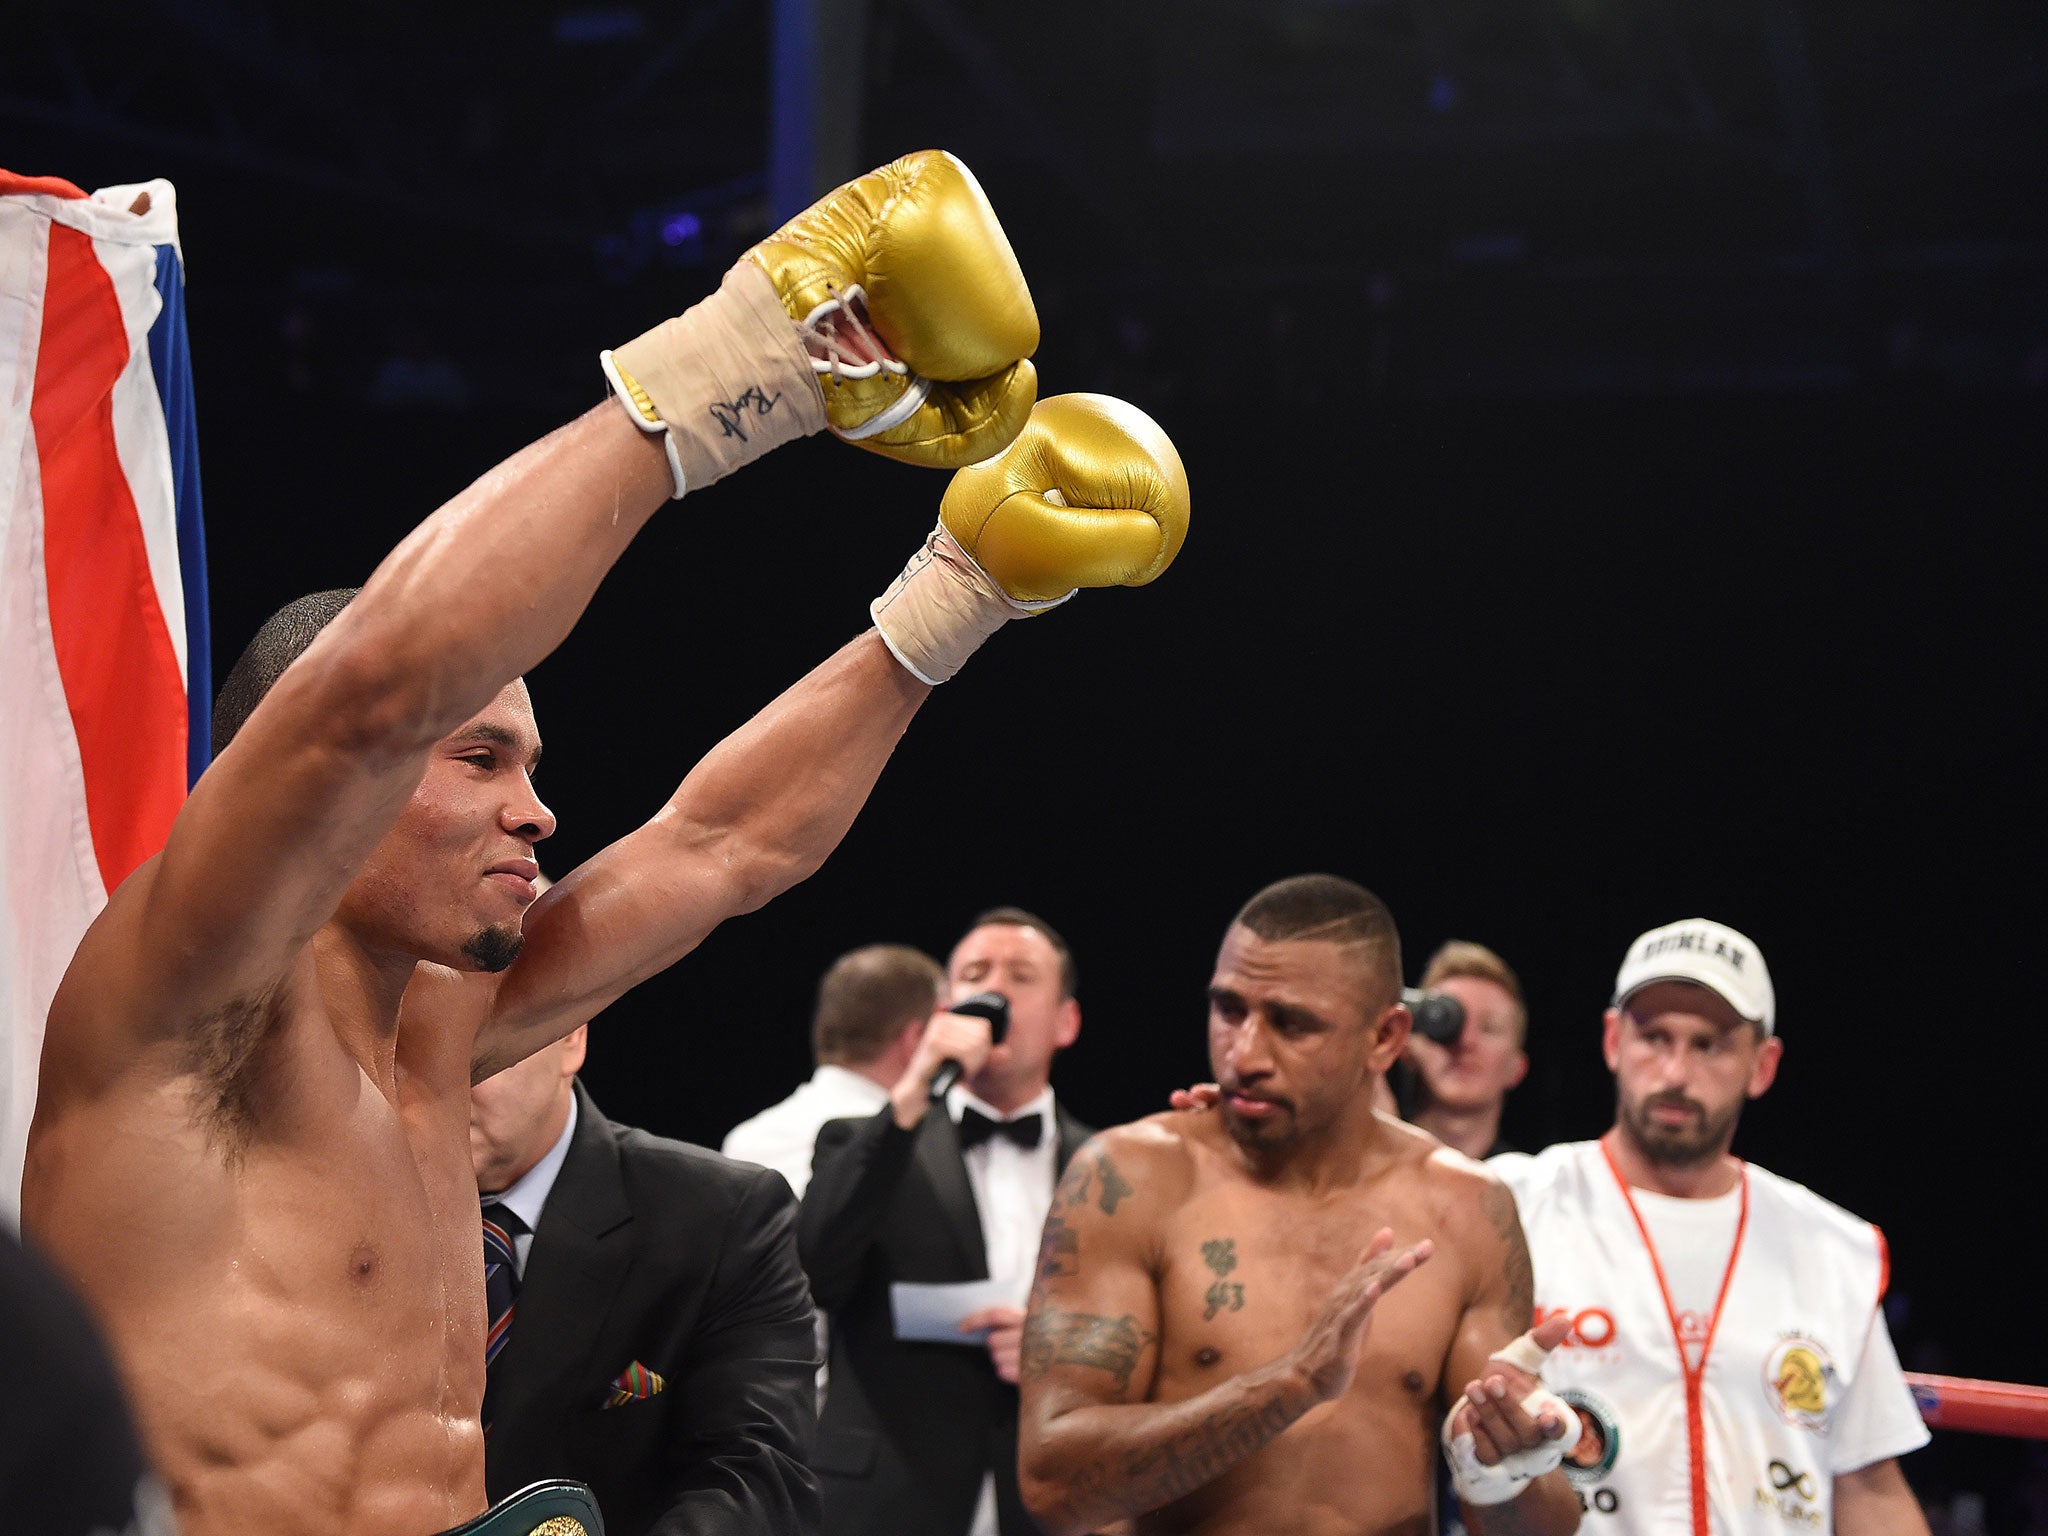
7;1;2044;1523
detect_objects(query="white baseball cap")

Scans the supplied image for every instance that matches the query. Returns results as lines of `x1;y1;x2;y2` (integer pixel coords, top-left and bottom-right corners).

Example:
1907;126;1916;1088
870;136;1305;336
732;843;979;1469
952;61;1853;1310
1612;918;1776;1036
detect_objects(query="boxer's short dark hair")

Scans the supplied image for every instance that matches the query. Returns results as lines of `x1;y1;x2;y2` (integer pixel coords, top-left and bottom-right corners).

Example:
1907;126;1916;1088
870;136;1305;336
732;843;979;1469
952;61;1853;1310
212;588;361;754
969;906;1079;998
1233;874;1402;1012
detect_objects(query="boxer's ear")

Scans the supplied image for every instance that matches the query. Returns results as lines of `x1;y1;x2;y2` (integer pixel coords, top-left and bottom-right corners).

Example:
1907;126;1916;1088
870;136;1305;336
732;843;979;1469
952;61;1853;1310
1364;999;1412;1074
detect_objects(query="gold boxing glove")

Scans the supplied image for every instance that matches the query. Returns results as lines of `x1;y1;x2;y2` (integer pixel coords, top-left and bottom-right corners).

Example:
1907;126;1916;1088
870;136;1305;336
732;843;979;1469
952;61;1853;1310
871;394;1189;684
603;151;1038;496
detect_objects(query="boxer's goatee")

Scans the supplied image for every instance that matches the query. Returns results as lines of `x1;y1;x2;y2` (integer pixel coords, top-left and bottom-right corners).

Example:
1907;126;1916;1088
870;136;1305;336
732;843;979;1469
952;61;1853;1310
463;926;524;973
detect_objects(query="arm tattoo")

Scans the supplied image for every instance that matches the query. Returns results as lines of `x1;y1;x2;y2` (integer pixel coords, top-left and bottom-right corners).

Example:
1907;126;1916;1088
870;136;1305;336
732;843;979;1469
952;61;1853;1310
1480;1180;1536;1333
1097;1153;1134;1214
1057;1153;1094;1209
1038;1209;1080;1281
1022;1306;1156;1391
1120;1397;1306;1507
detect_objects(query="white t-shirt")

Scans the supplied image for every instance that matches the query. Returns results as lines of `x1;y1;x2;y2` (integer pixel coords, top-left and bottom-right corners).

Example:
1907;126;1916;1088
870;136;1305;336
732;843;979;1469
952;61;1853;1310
1491;1139;1929;1536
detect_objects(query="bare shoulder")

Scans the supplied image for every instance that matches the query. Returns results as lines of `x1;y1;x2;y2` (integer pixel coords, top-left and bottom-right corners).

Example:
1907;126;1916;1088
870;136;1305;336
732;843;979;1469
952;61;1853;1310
1054;1113;1200;1223
1419;1137;1523;1255
1408;1139;1535;1334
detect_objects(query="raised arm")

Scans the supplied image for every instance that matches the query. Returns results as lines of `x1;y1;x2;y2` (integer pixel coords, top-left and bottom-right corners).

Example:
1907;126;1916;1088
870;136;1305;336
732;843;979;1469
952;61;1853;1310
1018;1128;1431;1536
43;150;1043;1097
470;392;1192;1073
44;403;674;1095
472;633;925;1076
1439;1175;1581;1536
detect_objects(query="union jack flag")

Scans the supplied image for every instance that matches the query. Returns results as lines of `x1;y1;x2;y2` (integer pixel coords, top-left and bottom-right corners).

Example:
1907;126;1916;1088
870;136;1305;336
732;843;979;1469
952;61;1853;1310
0;170;209;1214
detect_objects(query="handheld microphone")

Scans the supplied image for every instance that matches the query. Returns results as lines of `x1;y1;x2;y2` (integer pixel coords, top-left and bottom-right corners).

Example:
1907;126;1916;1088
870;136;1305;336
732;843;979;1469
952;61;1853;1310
1403;987;1466;1046
930;991;1010;1101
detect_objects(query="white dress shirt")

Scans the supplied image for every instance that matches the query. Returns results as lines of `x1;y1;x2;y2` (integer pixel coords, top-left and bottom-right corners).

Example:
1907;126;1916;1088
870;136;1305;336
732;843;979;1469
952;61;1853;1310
948;1083;1059;1309
946;1083;1059;1536
722;1063;893;1199
483;1091;578;1278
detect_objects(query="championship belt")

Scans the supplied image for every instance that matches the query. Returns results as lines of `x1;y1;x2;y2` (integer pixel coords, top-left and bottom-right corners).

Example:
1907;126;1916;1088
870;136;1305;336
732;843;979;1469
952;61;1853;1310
436;1480;604;1536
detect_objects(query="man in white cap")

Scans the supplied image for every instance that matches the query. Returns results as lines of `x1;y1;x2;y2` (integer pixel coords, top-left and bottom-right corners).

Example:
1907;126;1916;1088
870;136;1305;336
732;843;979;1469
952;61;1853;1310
1488;920;1932;1536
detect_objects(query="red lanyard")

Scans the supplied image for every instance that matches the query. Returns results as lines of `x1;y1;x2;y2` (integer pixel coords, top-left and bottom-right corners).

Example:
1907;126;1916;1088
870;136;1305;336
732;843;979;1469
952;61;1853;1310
1599;1134;1751;1536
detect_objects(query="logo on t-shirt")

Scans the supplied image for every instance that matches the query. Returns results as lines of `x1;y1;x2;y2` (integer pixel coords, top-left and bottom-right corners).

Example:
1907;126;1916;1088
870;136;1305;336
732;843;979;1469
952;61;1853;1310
1535;1304;1618;1350
1557;1386;1623;1484
1754;1458;1823;1527
1763;1335;1839;1432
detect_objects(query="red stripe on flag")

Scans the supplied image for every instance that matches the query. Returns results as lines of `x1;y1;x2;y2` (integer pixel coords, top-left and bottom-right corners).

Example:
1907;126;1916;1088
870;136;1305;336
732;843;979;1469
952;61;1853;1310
33;222;189;895
0;170;91;199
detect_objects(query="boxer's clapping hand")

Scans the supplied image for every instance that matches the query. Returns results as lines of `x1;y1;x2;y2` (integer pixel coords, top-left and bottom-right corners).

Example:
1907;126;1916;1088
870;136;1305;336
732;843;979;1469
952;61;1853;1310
1451;1313;1575;1465
890;1010;994;1128
1286;1228;1434;1404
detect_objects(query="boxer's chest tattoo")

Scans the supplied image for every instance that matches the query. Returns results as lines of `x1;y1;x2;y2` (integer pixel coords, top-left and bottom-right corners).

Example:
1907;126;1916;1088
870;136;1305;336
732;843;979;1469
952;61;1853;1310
1201;1237;1246;1320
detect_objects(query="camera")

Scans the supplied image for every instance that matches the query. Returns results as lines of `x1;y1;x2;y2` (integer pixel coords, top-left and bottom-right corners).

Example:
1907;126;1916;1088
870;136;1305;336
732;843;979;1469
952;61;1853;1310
1402;987;1466;1046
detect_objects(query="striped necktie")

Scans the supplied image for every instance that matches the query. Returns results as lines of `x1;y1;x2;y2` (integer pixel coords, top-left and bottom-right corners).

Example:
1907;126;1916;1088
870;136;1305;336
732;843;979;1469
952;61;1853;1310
481;1200;527;1430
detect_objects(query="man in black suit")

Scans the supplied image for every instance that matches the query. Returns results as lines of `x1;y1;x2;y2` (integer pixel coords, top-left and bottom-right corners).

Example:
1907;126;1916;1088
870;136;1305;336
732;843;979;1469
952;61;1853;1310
799;908;1093;1536
470;1023;818;1536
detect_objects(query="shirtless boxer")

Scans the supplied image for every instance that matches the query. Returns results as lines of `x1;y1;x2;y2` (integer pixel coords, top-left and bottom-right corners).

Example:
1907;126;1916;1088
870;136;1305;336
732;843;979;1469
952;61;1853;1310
1017;875;1579;1536
21;151;1190;1536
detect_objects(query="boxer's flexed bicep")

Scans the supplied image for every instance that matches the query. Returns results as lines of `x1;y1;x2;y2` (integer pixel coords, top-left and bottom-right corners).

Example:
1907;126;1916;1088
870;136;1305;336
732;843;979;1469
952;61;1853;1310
1021;1130;1173;1418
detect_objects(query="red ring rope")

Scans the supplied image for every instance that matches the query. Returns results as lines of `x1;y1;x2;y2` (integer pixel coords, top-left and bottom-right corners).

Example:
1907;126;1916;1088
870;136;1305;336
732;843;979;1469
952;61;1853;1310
1905;1372;2048;1439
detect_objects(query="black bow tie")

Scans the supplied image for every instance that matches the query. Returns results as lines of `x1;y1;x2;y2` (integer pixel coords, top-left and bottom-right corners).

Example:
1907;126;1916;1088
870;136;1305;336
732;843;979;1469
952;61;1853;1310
957;1107;1044;1152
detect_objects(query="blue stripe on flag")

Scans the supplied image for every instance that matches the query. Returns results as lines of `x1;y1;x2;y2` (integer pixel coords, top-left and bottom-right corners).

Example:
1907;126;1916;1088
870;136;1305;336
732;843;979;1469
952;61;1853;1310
149;243;211;786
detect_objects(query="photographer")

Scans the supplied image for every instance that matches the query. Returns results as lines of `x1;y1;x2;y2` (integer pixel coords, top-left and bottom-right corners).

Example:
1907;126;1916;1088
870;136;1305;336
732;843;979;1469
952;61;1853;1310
1393;939;1530;1159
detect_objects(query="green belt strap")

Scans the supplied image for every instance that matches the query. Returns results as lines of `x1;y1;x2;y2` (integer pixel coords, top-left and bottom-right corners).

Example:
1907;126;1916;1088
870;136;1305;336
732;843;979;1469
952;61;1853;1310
436;1480;604;1536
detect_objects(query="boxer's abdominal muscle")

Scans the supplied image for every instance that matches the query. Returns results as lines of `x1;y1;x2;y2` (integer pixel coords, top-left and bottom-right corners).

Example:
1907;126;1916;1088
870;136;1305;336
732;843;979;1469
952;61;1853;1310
37;1068;490;1536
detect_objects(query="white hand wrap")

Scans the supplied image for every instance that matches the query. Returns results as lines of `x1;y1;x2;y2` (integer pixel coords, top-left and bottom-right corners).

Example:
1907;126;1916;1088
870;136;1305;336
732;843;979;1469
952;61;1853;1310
1441;1330;1580;1507
602;262;827;498
869;524;1071;685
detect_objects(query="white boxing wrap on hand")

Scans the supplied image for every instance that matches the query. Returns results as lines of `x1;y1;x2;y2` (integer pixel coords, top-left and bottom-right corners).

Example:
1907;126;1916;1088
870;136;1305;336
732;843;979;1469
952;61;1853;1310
869;524;1070;685
1441;1331;1581;1507
603;261;827;498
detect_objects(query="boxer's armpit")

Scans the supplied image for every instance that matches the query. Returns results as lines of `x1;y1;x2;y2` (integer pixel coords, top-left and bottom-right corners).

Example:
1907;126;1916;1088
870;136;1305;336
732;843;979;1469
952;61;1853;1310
1479;1179;1536;1334
184;978;291;1156
1022;1306;1157;1393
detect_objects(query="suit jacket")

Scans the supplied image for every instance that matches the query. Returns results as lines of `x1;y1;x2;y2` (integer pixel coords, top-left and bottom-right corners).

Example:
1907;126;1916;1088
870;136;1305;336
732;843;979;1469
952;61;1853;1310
485;1082;821;1536
798;1098;1093;1536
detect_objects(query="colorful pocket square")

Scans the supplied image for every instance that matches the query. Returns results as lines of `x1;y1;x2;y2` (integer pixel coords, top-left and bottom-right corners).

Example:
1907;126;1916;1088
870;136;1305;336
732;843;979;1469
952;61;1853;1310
604;1361;665;1408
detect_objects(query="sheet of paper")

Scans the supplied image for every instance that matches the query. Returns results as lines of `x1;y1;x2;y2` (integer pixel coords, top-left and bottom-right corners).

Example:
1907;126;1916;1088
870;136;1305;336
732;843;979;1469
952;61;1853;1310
890;1278;1023;1344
